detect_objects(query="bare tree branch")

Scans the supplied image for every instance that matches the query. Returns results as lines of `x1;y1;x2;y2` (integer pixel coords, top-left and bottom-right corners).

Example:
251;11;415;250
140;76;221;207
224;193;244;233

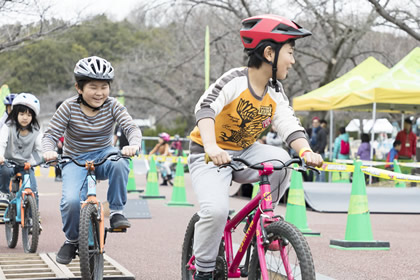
367;0;420;41
0;23;68;52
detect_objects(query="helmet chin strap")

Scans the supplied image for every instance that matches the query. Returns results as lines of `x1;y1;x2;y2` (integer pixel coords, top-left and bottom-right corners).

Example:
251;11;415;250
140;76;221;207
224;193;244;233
270;45;281;92
77;94;103;111
252;45;282;92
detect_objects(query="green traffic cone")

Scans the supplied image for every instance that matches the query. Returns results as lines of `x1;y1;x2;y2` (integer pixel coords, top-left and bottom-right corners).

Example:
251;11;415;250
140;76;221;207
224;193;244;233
141;156;165;199
251;182;259;199
330;160;390;250
393;159;406;188
126;160;143;193
167;158;193;206
285;168;320;236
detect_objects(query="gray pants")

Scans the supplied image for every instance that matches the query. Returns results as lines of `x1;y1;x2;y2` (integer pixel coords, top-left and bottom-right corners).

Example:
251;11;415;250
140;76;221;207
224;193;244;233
188;142;291;272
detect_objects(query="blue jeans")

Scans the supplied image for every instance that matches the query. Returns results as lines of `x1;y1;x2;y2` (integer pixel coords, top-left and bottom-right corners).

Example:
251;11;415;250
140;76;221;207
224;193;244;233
60;146;129;241
0;164;38;205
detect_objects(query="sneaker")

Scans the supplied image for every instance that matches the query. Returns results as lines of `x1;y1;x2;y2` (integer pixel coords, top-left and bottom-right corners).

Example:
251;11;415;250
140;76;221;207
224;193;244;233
110;213;131;229
160;180;168;186
56;242;78;264
55;176;62;182
193;271;213;280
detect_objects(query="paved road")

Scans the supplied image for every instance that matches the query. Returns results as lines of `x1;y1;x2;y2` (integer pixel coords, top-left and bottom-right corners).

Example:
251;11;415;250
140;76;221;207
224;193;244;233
1;166;420;279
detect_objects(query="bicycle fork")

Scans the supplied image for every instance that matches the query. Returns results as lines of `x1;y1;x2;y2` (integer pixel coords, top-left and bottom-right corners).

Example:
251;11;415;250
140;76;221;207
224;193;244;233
256;168;293;280
82;172;106;254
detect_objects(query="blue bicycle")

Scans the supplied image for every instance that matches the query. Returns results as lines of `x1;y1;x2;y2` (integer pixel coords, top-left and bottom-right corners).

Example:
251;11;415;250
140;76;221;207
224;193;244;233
4;160;42;253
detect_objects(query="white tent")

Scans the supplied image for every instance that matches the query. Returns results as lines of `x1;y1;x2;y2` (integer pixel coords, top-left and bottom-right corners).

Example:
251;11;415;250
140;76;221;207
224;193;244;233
346;118;394;134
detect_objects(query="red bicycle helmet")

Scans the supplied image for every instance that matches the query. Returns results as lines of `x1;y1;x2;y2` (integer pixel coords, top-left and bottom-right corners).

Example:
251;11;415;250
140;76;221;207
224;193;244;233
240;14;312;50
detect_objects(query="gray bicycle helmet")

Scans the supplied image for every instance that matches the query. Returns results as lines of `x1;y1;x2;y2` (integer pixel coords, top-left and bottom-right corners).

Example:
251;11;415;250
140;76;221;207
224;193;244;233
74;56;114;81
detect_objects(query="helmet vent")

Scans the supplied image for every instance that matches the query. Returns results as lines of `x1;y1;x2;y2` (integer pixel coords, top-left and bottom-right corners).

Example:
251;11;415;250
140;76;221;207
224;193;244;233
273;23;295;33
242;37;253;44
242;19;260;30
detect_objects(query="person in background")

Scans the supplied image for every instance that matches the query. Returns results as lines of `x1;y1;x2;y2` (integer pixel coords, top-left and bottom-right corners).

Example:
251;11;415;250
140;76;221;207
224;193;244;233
170;134;183;156
0;93;42;207
312;119;327;181
114;124;129;150
266;126;283;148
320;119;328;152
385;140;401;169
333;127;350;160
309;117;320;149
149;132;173;185
357;133;374;161
0;93;17;130
395;117;416;160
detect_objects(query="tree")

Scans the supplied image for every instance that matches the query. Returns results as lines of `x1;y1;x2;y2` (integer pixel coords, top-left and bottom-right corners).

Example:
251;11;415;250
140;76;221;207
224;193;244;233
0;0;70;52
367;0;420;41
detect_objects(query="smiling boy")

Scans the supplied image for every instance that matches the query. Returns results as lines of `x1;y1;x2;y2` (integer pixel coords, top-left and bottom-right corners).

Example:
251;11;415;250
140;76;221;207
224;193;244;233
42;56;142;265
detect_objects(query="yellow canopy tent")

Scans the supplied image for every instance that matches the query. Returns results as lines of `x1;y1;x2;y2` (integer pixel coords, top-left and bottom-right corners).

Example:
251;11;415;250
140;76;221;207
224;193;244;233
292;57;389;111
332;47;420;113
292;57;389;161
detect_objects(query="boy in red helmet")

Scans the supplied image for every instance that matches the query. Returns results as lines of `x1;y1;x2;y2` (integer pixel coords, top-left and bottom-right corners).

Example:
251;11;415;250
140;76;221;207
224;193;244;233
188;14;323;279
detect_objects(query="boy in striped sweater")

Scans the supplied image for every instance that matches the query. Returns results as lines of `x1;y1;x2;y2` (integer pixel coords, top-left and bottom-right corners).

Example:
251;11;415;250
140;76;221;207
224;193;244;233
42;56;142;265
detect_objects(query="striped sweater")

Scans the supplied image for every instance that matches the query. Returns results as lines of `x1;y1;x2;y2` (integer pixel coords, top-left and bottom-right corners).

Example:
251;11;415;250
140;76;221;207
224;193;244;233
42;96;142;157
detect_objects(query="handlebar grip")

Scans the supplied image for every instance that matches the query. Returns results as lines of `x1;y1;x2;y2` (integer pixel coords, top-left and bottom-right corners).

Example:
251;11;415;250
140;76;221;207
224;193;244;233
204;154;212;164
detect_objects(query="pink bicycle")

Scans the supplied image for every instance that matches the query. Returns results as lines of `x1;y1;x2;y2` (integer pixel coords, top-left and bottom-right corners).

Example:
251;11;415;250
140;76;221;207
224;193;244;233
181;157;316;280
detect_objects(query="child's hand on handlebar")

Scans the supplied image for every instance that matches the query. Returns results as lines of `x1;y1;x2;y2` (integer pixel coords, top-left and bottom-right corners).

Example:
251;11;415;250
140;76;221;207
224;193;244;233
122;145;139;157
204;144;231;166
43;151;58;162
302;151;323;168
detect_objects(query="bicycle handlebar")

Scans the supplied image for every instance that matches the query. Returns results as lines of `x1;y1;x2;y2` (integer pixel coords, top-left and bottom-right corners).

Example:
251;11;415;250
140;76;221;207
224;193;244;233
45;151;131;168
3;159;45;169
227;156;303;171
212;156;320;174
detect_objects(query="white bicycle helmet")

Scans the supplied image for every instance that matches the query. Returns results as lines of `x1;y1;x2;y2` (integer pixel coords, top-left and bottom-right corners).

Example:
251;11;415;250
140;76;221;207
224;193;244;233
74;56;114;81
12;93;40;116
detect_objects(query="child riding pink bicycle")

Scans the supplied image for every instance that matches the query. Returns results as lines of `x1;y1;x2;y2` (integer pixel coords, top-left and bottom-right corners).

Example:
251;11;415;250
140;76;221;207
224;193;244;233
187;14;322;279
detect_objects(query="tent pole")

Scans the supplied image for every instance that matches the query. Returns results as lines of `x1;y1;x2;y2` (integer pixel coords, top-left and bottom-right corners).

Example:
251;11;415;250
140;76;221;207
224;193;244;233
329;110;334;183
401;113;405;131
369;103;377;185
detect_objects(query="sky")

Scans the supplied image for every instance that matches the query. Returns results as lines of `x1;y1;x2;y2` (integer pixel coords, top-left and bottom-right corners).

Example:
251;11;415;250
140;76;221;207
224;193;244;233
0;0;144;25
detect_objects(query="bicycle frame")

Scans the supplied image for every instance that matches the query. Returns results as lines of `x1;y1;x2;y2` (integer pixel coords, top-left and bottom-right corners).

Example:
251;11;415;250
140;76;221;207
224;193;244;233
4;162;36;228
187;162;292;280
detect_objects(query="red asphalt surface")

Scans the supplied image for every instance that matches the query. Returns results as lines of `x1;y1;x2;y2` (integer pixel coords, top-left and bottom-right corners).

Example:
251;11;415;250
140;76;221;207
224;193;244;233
1;168;420;280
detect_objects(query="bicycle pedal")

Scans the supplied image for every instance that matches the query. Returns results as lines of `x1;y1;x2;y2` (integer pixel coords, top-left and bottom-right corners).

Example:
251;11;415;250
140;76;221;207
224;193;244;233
106;227;127;233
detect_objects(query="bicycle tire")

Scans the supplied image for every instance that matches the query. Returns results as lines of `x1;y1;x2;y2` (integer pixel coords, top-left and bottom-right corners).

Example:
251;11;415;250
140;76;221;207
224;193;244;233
5;203;19;248
181;213;200;280
79;203;104;280
181;213;227;280
248;221;316;280
21;195;39;253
